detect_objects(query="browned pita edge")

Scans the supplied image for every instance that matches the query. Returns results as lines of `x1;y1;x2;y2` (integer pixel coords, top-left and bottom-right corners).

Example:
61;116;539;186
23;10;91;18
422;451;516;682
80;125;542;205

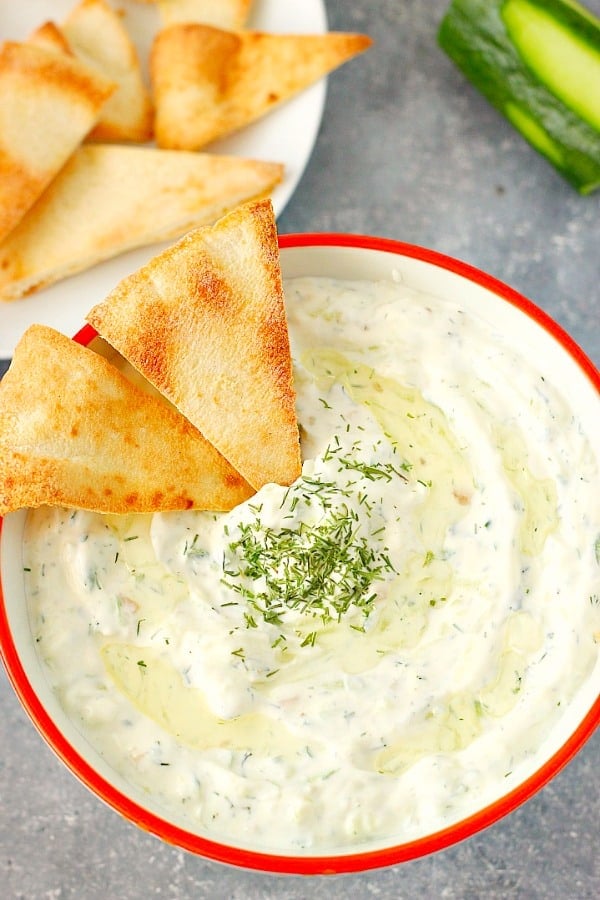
0;41;115;244
151;25;373;150
28;21;73;56
87;199;302;490
0;143;283;302
0;325;253;516
157;0;254;30
62;0;154;143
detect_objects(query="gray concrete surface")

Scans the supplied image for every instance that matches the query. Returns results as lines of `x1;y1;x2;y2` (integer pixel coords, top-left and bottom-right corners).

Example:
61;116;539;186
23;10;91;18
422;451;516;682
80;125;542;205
1;1;599;897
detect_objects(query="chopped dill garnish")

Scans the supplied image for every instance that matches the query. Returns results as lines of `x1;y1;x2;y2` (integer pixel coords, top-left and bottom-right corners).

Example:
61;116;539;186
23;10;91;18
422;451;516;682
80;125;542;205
220;449;404;640
222;506;393;627
184;533;209;559
300;631;317;647
87;569;102;591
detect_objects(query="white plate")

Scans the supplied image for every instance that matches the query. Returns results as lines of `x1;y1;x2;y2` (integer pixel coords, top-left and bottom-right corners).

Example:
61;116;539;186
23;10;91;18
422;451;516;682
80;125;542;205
0;0;327;358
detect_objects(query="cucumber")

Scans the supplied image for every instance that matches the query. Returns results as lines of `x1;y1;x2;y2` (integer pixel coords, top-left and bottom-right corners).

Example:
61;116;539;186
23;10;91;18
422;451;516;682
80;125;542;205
438;0;600;194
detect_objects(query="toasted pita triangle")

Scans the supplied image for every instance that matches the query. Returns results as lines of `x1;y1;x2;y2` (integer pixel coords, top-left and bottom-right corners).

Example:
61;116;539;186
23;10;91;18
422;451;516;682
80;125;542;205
151;25;372;149
0;144;283;301
157;0;254;30
62;0;153;142
87;199;301;490
30;4;153;144
0;325;253;515
0;41;114;244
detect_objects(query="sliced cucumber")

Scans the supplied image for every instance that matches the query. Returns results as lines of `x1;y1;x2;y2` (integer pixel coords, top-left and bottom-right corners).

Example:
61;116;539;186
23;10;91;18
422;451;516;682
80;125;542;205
438;0;600;193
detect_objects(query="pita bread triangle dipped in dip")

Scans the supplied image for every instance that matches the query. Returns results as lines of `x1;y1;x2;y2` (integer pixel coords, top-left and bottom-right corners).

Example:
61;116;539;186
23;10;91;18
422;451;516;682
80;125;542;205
151;24;372;150
87;199;301;491
0;325;253;516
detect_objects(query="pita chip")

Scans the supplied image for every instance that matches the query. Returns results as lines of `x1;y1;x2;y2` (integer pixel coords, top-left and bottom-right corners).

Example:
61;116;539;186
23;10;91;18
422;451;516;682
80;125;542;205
0;325;253;516
87;199;301;490
0;40;114;244
0;143;283;301
62;0;153;142
151;25;372;150
157;0;254;30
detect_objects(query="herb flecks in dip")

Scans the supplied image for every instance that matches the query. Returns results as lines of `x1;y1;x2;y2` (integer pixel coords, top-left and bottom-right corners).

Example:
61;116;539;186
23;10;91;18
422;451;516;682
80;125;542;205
24;277;600;852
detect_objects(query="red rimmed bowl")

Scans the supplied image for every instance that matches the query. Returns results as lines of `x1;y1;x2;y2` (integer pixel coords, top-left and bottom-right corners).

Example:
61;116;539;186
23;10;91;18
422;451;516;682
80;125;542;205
1;234;599;875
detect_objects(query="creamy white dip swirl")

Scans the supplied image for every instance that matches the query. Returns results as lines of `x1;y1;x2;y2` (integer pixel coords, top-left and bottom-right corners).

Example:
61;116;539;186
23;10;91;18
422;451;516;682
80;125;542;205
24;277;600;852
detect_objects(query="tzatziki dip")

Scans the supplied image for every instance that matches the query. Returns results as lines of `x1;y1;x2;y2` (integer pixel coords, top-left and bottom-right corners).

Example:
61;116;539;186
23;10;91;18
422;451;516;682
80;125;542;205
24;276;600;853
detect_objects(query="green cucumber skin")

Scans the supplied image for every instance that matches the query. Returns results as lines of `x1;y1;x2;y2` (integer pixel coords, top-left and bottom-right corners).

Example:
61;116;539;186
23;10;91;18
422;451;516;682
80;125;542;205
438;0;600;193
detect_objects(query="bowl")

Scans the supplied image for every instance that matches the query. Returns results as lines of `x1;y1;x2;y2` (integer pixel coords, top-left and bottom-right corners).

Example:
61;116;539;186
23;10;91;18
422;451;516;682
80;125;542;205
1;233;599;875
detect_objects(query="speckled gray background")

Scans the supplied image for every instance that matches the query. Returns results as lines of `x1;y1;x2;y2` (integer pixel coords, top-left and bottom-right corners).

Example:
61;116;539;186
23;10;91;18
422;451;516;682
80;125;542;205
1;1;599;897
